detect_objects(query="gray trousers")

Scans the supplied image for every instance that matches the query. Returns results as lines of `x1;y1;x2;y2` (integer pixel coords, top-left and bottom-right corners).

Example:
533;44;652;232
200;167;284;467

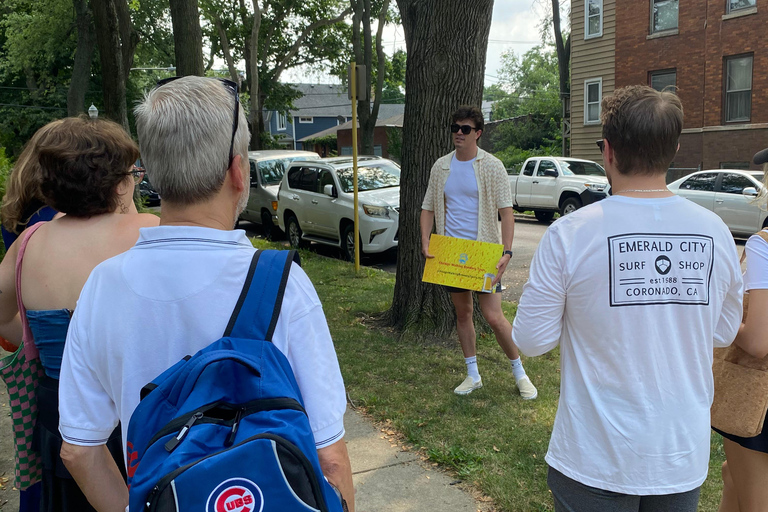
547;467;701;512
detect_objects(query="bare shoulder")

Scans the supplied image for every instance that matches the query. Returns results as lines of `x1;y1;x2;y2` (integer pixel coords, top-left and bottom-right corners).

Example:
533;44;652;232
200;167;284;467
134;213;161;228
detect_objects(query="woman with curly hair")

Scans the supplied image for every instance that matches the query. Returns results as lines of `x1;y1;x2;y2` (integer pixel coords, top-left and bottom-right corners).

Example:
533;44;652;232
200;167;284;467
0;116;159;511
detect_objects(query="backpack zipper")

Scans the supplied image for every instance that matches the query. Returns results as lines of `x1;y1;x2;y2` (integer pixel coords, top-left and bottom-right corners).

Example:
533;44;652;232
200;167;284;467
145;397;306;451
145;433;329;512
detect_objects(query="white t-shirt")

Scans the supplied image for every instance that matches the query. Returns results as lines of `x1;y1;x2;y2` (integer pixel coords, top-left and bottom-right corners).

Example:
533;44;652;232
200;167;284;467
512;195;743;495
58;226;347;461
444;155;479;240
744;230;768;291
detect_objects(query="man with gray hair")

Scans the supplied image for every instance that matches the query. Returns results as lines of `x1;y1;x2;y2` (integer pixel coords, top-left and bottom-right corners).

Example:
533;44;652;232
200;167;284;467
57;76;354;511
512;85;743;511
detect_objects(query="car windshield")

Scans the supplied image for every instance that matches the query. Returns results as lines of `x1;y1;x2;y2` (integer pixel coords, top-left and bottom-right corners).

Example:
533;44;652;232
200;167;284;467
560;160;606;176
336;162;400;193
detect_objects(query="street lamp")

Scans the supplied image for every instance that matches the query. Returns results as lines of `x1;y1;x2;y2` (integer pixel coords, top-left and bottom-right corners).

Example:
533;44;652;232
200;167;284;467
88;104;98;119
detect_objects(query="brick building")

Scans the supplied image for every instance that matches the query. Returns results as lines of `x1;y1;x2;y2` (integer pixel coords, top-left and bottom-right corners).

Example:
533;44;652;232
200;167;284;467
571;0;767;172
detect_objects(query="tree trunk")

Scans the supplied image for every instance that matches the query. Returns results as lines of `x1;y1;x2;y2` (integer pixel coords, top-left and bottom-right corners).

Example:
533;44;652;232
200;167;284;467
248;0;262;150
551;0;571;156
387;0;493;336
90;0;128;130
213;14;240;85
115;0;139;81
169;0;204;76
68;0;95;117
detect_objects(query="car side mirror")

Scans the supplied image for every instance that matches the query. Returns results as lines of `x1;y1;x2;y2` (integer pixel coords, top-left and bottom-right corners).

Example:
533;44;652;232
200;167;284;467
542;169;558;178
324;184;337;198
743;187;758;197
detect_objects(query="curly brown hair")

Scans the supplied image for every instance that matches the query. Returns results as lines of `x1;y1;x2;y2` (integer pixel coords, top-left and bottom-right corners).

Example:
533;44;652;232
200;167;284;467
452;105;485;133
37;116;139;217
1;120;64;233
601;85;683;175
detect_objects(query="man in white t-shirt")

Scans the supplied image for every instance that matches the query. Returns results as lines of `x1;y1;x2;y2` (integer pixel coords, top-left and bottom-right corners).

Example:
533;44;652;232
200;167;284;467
512;85;743;511
421;105;537;399
57;77;354;512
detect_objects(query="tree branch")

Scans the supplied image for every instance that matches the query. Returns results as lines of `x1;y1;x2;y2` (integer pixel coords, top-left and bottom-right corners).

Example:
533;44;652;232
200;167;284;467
273;7;352;79
370;0;390;122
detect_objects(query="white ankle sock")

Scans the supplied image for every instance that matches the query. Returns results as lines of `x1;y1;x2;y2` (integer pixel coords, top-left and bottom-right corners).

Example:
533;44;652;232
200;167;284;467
510;357;527;381
465;356;481;382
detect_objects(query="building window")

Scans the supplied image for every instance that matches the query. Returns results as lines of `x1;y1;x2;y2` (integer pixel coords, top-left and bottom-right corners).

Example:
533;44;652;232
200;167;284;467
299;116;313;124
725;55;753;123
584;78;602;125
374;145;383;157
650;70;677;92
727;0;756;13
340;146;353;156
651;0;678;33
585;0;603;38
276;112;287;131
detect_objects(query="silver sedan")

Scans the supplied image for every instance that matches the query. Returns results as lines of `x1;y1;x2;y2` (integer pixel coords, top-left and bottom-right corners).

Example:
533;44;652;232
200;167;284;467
668;169;767;238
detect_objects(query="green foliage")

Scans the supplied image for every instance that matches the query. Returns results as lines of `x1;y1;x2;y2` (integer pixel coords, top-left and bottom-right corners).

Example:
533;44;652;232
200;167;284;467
302;134;337;153
483;84;507;102
381;49;406;103
386;127;402;163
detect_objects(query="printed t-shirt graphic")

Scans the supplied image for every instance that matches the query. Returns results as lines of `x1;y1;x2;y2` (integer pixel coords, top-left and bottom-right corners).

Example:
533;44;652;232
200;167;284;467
608;233;714;306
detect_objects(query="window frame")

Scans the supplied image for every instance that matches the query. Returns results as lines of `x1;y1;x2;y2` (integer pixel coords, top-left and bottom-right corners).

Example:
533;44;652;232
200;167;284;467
724;54;753;123
680;172;718;192
649;69;677;92
584;78;603;125
298;116;314;124
584;0;603;39
726;0;756;14
650;0;679;34
276;112;287;131
718;172;755;194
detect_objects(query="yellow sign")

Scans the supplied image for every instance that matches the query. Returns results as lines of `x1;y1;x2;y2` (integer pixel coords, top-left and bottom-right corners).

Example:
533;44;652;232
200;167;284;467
422;234;504;292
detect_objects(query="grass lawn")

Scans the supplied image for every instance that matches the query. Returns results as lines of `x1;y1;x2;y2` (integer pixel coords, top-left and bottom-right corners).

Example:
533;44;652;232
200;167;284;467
251;238;726;511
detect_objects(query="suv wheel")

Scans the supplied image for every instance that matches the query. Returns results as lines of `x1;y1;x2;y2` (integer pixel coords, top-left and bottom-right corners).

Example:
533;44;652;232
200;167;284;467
534;210;554;223
287;215;308;249
261;210;275;241
341;224;361;262
560;197;582;216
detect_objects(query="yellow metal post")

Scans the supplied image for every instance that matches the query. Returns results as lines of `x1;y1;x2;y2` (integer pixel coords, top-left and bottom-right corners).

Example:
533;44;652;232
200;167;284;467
351;62;360;272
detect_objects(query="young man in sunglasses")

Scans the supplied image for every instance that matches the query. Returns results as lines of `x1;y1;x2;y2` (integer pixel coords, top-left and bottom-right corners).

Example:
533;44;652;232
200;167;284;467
57;76;354;512
421;105;537;399
512;85;743;511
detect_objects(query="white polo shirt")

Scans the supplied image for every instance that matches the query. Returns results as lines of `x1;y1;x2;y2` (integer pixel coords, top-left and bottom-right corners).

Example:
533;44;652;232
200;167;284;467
58;226;347;458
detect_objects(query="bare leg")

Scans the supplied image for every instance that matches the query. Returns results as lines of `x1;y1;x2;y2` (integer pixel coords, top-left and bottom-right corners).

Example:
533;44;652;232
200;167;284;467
451;291;476;358
719;438;768;512
477;292;519;360
719;460;740;512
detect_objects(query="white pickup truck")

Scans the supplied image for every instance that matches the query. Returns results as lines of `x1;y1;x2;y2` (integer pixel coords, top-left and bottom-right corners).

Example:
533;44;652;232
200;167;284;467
510;156;609;222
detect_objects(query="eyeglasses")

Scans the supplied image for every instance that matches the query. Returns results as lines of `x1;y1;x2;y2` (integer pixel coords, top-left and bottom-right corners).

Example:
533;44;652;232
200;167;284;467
129;165;145;184
154;77;240;167
596;139;605;153
451;124;477;135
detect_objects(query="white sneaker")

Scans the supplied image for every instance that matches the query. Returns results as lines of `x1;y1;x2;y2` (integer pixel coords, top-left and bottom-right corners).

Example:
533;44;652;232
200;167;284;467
454;376;483;395
516;376;538;400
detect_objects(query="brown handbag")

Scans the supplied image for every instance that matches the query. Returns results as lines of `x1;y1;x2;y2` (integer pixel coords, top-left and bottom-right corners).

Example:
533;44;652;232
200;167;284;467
711;231;768;438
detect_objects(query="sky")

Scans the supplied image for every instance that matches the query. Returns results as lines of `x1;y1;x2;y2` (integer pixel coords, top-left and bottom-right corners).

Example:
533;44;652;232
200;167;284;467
281;0;564;88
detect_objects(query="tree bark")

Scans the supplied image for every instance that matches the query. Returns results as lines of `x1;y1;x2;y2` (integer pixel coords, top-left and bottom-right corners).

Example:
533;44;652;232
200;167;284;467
90;0;129;130
115;0;139;80
551;0;571;156
387;0;494;336
169;0;205;76
248;0;262;150
213;14;240;85
68;0;95;117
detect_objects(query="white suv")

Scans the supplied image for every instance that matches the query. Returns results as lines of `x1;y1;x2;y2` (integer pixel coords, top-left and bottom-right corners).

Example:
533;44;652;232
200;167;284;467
277;157;400;260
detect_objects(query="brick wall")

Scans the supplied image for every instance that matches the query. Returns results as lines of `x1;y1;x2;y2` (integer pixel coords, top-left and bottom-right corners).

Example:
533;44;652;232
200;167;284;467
337;126;397;158
614;0;768;169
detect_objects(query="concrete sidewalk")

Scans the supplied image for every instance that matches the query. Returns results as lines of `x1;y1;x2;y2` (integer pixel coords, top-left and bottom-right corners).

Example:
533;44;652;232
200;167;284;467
345;406;492;512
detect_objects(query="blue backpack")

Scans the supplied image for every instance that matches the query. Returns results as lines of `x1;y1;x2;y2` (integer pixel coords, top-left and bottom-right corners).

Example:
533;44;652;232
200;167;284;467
126;249;346;512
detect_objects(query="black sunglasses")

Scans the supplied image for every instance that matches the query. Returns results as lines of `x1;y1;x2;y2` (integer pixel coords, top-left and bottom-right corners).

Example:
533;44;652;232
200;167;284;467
451;123;477;135
596;139;605;153
155;77;240;167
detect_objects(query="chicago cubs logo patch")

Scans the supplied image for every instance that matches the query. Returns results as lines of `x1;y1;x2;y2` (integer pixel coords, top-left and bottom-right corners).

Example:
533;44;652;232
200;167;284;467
206;478;264;512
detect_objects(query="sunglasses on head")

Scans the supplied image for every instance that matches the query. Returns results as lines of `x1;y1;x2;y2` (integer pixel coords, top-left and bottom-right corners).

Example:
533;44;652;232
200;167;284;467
155;77;240;167
450;123;477;135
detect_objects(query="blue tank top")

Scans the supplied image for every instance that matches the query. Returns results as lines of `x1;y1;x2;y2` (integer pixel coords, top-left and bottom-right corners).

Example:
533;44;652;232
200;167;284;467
26;309;71;380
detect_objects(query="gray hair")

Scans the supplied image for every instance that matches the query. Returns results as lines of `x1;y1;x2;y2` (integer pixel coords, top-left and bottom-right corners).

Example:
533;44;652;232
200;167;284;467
135;76;250;205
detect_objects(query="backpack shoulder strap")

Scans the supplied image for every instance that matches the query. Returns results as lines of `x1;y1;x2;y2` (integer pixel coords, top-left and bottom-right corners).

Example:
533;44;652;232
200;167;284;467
223;249;300;342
